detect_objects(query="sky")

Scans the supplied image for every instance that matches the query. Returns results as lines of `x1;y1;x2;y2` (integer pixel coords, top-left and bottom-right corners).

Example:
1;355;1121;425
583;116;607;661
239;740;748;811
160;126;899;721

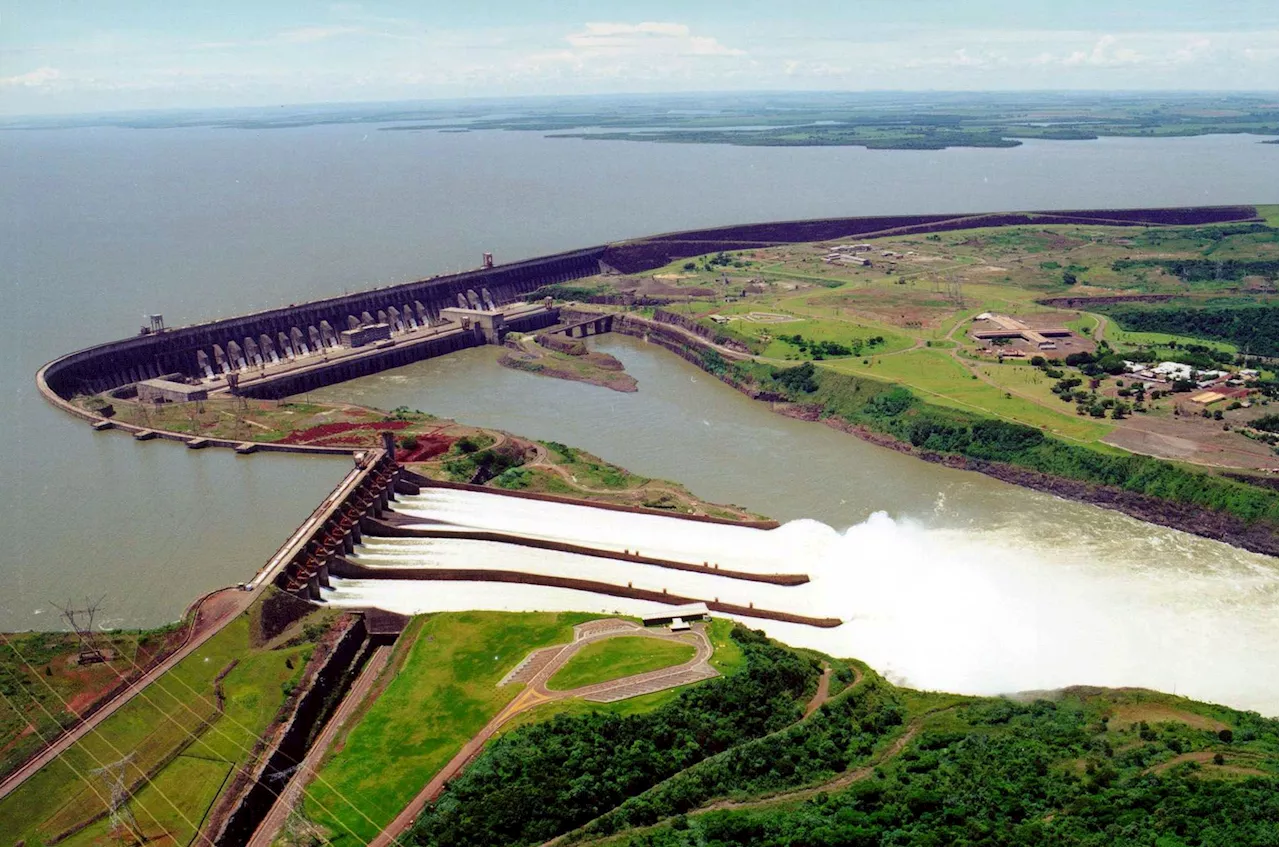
1;1;1277;115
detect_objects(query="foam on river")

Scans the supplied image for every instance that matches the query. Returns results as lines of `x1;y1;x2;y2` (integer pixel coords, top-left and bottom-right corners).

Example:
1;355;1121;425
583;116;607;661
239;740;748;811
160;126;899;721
325;489;1278;715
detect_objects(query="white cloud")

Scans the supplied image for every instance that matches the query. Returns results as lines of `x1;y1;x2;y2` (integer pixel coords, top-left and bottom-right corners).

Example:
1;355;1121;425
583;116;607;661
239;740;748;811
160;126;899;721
0;67;61;88
559;21;744;58
275;25;366;45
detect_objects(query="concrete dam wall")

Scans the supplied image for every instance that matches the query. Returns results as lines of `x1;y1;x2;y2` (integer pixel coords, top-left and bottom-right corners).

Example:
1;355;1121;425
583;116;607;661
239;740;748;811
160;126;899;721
37;205;1257;409
39;245;606;401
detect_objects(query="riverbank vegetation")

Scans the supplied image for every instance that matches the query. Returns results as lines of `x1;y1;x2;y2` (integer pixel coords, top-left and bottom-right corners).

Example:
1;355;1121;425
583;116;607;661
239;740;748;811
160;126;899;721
499;332;639;393
543;212;1278;548
372;91;1280;152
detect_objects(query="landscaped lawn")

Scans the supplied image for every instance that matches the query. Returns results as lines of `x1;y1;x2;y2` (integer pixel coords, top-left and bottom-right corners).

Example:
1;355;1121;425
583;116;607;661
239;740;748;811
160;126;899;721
497;618;739;735
546;636;696;691
303;610;595;844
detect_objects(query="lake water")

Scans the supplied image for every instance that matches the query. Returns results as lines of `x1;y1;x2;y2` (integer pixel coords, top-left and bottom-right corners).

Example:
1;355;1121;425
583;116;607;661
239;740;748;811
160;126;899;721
0;124;1274;659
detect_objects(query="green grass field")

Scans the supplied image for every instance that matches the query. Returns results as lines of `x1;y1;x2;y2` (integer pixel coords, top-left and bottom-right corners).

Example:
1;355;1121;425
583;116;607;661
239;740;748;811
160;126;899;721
547;637;696;691
302;611;597;843
822;351;1112;442
1100;319;1240;355
0;608;314;846
499;619;742;734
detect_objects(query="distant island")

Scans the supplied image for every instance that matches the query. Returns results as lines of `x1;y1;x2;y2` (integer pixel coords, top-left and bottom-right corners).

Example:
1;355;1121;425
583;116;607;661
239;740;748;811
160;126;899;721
6;91;1277;152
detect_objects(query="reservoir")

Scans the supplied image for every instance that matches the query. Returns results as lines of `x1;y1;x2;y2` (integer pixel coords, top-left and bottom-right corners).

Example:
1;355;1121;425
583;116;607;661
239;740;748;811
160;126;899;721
1;123;1275;709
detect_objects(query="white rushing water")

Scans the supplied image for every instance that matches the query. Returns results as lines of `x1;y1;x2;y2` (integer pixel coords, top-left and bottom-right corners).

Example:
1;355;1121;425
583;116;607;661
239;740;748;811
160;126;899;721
326;489;1279;715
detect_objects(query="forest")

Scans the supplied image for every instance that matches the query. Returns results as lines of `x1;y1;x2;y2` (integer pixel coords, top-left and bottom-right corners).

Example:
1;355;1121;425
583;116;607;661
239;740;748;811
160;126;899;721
407;628;819;847
1094;303;1279;356
406;625;1278;847
609;696;1277;847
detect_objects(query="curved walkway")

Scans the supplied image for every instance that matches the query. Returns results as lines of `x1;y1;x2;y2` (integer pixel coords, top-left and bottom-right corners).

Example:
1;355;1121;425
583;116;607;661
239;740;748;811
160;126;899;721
368;620;715;847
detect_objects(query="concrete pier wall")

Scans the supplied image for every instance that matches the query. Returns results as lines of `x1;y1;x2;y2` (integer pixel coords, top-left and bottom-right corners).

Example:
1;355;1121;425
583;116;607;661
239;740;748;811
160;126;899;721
328;558;842;628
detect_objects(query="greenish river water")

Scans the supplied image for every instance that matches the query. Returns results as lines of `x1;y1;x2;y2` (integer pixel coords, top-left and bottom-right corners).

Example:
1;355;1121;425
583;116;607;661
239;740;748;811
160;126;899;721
311;335;1278;713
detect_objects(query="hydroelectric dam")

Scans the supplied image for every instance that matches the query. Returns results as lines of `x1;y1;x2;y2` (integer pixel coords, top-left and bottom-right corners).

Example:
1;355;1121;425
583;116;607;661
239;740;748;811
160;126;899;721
33;205;1263;632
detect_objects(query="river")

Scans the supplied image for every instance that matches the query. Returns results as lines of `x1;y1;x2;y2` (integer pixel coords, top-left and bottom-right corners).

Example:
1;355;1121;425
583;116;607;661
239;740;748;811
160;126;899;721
0;122;1274;664
311;336;1278;713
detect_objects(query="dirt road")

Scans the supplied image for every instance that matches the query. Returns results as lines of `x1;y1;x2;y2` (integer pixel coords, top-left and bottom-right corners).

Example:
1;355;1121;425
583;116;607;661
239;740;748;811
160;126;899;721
0;587;248;801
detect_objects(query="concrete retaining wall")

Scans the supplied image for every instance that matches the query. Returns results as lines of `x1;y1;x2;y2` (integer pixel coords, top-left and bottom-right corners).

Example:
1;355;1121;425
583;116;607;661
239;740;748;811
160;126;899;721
329;558;842;628
210;616;370;846
399;470;780;530
366;517;808;585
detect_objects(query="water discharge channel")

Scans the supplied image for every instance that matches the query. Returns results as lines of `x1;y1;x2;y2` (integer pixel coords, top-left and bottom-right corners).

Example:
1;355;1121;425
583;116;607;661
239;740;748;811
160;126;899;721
311;336;1278;715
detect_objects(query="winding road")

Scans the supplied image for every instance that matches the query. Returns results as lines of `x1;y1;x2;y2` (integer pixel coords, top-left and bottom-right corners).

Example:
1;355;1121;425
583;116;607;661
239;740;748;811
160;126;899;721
367;620;717;847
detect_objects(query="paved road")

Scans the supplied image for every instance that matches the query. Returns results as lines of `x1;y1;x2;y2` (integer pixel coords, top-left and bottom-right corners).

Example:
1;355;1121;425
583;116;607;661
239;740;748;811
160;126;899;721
246;645;394;847
0;455;375;803
368;621;715;847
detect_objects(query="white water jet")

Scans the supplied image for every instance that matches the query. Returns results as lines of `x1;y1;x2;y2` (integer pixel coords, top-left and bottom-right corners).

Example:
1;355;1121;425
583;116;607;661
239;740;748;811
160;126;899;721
327;494;1278;715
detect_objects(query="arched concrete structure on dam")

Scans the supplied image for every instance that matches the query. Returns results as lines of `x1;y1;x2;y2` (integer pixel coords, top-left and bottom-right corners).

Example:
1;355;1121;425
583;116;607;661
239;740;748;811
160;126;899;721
38;244;608;402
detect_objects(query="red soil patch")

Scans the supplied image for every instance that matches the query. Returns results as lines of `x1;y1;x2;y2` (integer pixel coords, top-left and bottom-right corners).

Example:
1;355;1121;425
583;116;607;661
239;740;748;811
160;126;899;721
397;435;455;463
277;420;412;446
64;688;103;716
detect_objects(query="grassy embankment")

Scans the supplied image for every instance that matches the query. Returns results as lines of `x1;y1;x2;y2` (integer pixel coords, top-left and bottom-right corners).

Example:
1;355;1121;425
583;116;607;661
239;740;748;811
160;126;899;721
299;614;744;844
822;350;1112;442
558;220;1278;532
0;595;333;846
302;611;594;843
546;637;698;691
496;618;746;736
757;359;1275;527
0;625;185;782
477;441;762;522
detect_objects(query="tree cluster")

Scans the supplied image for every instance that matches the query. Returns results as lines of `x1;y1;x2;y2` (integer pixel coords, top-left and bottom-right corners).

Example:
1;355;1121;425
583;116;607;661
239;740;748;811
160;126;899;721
1098;303;1277;357
408;628;819;847
611;699;1279;847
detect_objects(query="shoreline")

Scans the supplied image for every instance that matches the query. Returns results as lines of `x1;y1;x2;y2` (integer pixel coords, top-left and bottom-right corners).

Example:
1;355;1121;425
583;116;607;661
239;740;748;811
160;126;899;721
607;312;1279;557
